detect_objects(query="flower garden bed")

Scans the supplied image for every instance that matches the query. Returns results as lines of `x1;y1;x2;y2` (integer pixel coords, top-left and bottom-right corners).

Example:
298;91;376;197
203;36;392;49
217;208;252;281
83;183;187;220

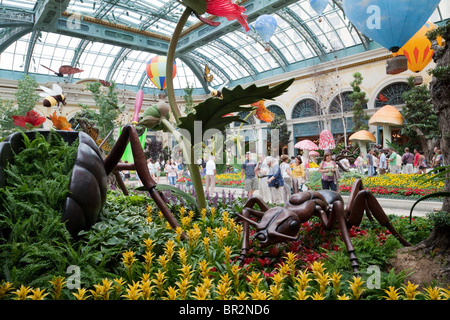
308;172;445;199
1;188;448;300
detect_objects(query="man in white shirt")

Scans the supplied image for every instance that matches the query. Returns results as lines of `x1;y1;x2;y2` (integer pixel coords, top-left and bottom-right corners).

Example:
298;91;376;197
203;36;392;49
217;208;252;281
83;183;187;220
379;150;387;175
205;156;216;195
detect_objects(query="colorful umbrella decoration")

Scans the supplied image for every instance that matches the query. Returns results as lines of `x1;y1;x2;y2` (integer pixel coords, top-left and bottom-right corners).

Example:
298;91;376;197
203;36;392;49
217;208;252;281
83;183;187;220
310;0;329;22
343;0;441;53
254;14;277;52
392;21;443;73
146;56;177;90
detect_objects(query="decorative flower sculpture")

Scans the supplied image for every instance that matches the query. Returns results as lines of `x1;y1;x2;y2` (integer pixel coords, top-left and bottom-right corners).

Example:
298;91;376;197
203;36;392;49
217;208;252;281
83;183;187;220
12;110;46;130
49;111;73;131
138;0;294;210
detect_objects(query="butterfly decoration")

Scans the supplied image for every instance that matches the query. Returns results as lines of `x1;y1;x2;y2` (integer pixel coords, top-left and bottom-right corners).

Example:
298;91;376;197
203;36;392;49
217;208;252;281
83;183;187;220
377;93;389;102
99;80;111;87
204;64;214;82
41;64;84;77
76;119;111;152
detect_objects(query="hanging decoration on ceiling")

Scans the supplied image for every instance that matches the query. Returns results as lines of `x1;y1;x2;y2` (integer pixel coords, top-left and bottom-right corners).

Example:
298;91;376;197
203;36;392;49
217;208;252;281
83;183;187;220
146;56;177;91
39;83;66;109
254;14;277;52
40;64;83;77
188;0;250;31
342;0;441;75
310;0;329;22
204;64;214;82
392;21;444;74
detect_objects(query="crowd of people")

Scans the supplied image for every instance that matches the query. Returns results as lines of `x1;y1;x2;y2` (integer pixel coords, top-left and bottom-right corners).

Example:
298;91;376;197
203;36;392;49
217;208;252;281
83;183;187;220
121;146;445;206
354;146;445;177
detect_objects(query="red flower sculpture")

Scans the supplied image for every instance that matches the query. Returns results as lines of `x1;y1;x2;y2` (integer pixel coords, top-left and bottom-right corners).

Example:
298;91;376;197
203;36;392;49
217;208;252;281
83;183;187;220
196;0;250;31
12;110;46;129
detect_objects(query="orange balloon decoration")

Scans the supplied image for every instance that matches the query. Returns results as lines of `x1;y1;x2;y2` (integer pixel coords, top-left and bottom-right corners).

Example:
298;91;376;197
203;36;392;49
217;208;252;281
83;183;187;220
393;21;443;73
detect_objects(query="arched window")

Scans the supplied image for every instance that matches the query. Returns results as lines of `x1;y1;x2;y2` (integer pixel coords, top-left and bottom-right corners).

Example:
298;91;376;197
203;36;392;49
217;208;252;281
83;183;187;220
267;105;286;119
329;91;366;114
375;82;410;108
292;98;320;119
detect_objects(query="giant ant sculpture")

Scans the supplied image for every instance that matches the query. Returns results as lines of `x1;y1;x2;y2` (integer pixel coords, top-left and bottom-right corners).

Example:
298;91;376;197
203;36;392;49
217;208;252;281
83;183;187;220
236;179;411;273
0;124;183;238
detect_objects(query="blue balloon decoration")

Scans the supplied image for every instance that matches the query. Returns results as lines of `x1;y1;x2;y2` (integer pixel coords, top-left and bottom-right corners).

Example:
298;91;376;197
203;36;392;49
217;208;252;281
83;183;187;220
254;15;277;51
343;0;441;52
310;0;329;17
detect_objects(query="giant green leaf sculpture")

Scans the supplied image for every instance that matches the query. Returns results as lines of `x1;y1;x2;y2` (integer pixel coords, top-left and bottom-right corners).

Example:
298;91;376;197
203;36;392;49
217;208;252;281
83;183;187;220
177;78;294;145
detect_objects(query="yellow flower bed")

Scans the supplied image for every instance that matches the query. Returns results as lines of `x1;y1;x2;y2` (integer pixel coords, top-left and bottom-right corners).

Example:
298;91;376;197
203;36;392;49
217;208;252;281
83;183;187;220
341;173;444;190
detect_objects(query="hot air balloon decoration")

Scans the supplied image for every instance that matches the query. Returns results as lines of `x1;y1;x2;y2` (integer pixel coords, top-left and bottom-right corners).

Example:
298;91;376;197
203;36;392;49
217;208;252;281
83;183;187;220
146;56;177;91
254;14;277;52
393;21;443;75
310;0;329;22
342;0;441;74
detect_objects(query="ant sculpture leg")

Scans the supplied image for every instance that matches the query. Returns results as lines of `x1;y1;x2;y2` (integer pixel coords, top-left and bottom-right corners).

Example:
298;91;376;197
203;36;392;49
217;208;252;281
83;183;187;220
237;196;270;262
104;125;185;238
333;179;411;272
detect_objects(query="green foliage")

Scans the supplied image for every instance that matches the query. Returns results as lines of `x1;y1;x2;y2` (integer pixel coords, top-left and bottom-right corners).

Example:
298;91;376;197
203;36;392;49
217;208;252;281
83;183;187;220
348;72;370;131
0;98;16;138
183;82;195;114
428;65;450;81
267;114;292;153
427;211;450;230
75;81;125;144
0;75;39;138
401;76;440;140
15;74;39;115
0;132;78;287
178;79;294;145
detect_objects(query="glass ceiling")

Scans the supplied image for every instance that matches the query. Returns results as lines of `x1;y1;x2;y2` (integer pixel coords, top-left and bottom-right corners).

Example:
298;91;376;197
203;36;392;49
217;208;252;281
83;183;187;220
0;0;448;94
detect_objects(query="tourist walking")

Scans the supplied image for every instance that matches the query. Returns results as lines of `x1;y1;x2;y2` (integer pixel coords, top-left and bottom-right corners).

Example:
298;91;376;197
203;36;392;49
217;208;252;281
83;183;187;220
355;152;365;175
401;147;415;174
266;156;284;205
255;153;271;203
280;154;294;203
154;158;161;183
413;149;420;172
292;155;306;191
241;152;258;198
379;150;387;175
418;151;427;174
388;148;400;174
204;156;216;195
366;149;374;177
432;149;444;173
147;158;155;180
165;159;177;185
318;153;338;191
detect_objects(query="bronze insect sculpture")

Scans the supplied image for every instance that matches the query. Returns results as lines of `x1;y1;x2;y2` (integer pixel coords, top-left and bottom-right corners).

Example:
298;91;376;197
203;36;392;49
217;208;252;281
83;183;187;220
236;179;411;273
0;124;183;239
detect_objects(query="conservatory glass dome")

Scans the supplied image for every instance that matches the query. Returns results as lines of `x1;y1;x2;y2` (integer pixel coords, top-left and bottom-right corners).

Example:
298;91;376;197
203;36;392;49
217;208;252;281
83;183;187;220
0;0;448;95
